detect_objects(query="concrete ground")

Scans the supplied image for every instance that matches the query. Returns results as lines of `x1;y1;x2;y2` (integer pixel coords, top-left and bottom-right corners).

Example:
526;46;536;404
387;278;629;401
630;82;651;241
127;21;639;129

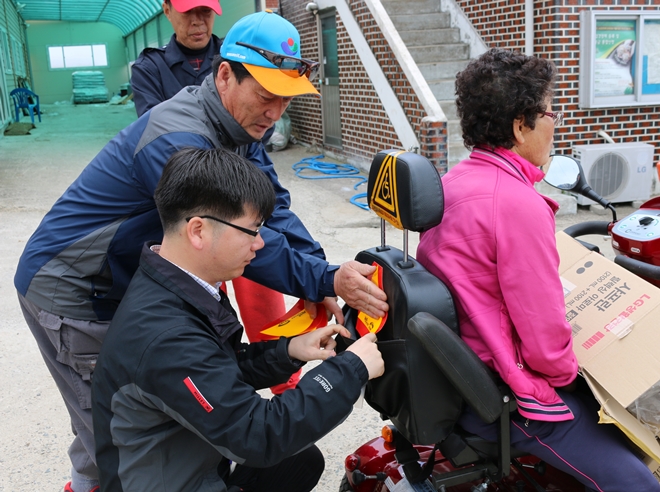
0;102;639;491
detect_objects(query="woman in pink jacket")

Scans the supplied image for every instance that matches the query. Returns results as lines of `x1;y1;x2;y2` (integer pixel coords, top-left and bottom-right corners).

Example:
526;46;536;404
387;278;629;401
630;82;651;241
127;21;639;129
417;49;659;491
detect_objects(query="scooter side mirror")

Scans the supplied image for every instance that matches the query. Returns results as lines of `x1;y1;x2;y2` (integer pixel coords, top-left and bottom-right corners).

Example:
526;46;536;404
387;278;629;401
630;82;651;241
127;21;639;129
544;155;581;190
544;154;618;222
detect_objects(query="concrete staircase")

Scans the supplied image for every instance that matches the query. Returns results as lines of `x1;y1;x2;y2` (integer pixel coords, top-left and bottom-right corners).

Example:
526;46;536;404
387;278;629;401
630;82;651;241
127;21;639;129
380;0;471;168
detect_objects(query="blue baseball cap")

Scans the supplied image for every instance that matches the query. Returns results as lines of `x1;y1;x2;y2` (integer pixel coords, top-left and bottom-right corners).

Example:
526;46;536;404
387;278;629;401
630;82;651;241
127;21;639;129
220;11;319;97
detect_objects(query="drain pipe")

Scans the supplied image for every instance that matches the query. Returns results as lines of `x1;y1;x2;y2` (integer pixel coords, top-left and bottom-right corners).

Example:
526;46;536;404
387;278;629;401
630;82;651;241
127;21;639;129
597;130;616;144
525;0;534;55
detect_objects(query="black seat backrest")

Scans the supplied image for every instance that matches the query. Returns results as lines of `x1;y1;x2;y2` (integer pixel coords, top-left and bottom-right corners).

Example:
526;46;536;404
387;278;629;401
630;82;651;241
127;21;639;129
341;150;464;445
407;312;503;425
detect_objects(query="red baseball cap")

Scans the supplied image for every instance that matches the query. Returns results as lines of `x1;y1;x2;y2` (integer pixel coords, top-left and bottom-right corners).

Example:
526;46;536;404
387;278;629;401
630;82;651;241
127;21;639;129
170;0;222;15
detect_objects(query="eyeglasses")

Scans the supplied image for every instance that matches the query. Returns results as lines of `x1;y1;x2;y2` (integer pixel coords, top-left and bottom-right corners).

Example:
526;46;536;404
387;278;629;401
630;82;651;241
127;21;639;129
185;215;263;237
236;42;320;81
541;111;564;127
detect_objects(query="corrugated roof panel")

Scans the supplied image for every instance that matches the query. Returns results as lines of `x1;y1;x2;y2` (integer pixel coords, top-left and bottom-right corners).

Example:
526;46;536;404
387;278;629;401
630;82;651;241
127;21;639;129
19;0;164;35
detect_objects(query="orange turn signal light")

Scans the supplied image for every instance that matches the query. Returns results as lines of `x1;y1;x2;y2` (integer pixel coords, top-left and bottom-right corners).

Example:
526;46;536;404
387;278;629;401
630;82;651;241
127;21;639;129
382;425;394;443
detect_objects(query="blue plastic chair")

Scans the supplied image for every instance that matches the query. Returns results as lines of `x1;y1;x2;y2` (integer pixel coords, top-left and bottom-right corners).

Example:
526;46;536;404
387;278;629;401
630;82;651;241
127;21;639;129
10;88;41;124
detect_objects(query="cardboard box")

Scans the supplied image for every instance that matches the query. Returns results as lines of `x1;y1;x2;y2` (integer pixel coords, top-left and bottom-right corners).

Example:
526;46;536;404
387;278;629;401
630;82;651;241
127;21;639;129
645;454;660;481
556;231;660;463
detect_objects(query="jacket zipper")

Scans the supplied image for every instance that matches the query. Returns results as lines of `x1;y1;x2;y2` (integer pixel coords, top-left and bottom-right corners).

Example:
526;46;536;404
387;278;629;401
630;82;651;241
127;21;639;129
514;338;524;370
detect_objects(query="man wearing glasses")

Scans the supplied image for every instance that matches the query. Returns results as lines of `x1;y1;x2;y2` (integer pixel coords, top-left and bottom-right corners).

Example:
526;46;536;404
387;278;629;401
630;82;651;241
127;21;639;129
14;11;387;492
92;147;384;492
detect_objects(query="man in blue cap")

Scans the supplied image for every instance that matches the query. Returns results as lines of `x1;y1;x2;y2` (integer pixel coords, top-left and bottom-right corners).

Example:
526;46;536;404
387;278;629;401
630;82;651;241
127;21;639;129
15;10;387;492
131;0;296;397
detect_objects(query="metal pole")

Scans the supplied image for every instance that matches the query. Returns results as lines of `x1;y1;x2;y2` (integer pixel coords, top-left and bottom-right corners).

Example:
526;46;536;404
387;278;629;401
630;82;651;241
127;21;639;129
403;229;409;263
525;0;534;55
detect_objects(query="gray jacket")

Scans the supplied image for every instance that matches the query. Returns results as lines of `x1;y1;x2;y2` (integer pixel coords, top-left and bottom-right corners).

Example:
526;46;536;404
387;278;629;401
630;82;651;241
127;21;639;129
15;75;333;322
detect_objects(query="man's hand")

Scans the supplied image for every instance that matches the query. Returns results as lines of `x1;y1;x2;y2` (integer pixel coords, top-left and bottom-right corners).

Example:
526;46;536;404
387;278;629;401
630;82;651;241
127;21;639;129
346;333;384;380
288;325;351;362
334;261;388;319
304;297;344;324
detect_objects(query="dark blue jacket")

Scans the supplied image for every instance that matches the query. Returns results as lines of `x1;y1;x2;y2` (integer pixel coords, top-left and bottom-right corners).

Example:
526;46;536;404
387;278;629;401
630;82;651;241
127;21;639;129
15;75;336;321
131;34;222;117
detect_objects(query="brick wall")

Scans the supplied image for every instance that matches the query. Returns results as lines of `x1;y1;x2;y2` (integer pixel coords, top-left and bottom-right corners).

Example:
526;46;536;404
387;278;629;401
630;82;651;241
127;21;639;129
280;3;324;152
458;0;526;51
281;0;449;172
457;0;660;164
281;0;660;172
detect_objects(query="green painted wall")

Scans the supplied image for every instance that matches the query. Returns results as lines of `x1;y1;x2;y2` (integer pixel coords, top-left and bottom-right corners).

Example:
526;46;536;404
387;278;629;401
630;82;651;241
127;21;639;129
1;0;30;127
25;3;257;104
27;21;128;104
211;2;257;38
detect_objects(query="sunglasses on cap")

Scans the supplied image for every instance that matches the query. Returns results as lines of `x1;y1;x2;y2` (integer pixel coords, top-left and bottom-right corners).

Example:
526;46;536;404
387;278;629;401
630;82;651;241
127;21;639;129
236;42;320;81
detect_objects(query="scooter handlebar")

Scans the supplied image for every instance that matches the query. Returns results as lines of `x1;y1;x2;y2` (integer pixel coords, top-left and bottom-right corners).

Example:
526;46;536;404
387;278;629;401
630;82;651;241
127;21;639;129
562;221;610;238
615;255;660;281
564;221;660;281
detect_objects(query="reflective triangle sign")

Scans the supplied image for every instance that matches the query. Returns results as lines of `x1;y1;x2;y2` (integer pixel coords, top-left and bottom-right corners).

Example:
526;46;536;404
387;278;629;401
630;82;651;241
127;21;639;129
370;151;404;229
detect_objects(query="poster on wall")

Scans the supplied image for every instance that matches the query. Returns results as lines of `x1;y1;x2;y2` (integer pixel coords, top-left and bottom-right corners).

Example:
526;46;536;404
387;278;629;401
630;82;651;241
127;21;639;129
580;11;660;108
594;20;637;97
642;20;660;95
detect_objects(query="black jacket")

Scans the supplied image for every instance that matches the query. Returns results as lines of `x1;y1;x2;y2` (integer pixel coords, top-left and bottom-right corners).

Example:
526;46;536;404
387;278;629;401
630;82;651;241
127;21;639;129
92;243;369;491
131;34;222;117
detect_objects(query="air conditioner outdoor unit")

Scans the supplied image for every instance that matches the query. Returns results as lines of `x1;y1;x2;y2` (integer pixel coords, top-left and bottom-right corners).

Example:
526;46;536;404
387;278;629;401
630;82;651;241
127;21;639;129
572;142;654;205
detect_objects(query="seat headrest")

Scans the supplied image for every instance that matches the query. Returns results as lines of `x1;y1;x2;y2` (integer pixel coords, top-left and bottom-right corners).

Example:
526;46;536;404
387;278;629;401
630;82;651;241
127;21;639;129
367;150;444;232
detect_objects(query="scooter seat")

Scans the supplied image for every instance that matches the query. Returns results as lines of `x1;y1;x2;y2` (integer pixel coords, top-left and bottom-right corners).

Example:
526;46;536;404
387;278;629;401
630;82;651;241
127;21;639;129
341;245;462;445
445;430;528;467
338;150;469;445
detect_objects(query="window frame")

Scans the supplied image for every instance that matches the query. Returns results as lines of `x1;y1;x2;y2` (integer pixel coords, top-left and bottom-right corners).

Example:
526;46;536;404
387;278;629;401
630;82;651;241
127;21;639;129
579;10;660;108
10;35;25;76
47;44;109;70
0;28;12;74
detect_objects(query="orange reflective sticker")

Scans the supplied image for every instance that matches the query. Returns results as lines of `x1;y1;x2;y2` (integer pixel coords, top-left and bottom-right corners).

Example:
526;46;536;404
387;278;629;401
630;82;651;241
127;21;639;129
260;299;328;340
356;262;388;337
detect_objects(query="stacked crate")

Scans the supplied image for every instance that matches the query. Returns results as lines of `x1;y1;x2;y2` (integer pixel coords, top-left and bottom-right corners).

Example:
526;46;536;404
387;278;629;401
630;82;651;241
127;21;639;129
72;71;109;104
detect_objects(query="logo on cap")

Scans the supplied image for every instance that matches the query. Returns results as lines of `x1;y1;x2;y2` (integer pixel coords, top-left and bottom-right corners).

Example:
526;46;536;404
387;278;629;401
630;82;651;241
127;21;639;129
281;38;299;56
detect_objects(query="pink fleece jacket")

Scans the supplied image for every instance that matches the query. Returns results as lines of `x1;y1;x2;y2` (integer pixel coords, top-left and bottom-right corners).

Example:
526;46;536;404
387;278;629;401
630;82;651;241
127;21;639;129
417;147;578;422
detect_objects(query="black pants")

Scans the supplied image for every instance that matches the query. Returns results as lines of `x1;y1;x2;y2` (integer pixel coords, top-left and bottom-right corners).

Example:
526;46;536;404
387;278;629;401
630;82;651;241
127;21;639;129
226;445;324;492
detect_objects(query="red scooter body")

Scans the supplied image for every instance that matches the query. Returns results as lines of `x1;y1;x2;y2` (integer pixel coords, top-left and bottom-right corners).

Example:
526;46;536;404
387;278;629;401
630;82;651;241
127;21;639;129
342;435;584;492
610;196;660;287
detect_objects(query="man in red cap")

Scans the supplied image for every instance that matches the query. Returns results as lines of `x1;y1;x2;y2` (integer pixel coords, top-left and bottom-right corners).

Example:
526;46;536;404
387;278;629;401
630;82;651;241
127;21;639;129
131;0;223;117
131;1;295;397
